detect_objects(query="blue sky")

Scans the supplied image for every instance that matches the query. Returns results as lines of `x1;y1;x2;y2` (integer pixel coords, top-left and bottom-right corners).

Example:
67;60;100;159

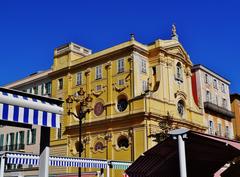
0;0;239;93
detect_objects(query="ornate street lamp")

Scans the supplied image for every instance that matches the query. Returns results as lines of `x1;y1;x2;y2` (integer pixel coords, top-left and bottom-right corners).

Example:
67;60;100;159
66;88;92;177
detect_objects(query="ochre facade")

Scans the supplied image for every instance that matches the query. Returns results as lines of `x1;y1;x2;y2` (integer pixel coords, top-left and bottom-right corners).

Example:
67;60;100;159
49;36;206;176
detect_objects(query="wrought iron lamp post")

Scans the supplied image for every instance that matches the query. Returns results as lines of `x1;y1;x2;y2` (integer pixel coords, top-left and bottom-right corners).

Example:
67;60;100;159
66;88;92;177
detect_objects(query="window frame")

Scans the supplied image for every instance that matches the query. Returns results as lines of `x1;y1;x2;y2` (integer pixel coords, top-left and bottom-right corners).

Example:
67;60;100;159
95;65;102;80
117;58;124;73
76;72;83;86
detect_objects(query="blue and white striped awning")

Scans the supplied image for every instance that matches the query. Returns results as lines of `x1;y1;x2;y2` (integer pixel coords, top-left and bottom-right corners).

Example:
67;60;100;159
5;153;131;170
49;156;108;169
0;90;63;128
111;161;132;170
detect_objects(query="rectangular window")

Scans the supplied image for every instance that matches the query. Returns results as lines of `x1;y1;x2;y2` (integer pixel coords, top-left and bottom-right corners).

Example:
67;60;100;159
56;124;61;140
221;83;225;93
95;65;102;80
213;79;218;89
206;91;211;102
222;98;227;108
225;126;229;138
141;59;147;73
27;129;36;145
0;134;4;151
218;123;222;136
19;131;24;149
118;79;124;85
215;95;218;105
204;74;208;84
41;84;44;95
58;78;63;90
33;86;38;95
142;80;148;92
76;72;82;85
117;58;124;73
209;120;214;135
15;132;19;150
45;82;52;95
96;85;102;91
9;133;14;151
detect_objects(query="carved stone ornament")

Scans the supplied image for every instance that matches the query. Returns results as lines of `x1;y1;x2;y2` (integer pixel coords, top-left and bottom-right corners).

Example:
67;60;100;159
85;68;91;76
105;61;112;69
175;90;187;100
113;82;128;92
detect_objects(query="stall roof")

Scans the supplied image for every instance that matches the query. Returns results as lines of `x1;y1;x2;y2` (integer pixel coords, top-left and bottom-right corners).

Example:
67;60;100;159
0;87;63;128
126;131;240;177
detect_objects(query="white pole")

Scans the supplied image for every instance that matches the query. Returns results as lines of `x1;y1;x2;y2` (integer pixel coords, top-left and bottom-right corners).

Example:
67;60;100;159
0;156;5;177
107;161;110;177
38;147;49;177
178;135;187;177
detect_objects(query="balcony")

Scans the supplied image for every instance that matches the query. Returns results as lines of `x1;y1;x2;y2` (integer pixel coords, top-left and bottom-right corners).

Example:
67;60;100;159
204;102;234;119
0;144;25;151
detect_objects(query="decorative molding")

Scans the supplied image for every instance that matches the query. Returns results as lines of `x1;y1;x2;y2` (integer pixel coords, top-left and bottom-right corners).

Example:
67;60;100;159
175;90;187;100
105;61;112;69
85;68;91;76
113;82;128;92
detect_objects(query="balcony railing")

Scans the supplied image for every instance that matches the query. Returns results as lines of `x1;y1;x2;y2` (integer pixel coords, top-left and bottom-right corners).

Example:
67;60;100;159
204;102;234;119
0;144;25;151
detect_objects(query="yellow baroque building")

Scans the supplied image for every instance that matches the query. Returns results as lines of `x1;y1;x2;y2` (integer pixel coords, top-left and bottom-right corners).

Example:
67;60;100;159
49;29;206;176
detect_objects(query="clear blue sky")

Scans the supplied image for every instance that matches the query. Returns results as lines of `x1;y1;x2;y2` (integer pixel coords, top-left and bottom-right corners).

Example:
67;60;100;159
0;0;239;93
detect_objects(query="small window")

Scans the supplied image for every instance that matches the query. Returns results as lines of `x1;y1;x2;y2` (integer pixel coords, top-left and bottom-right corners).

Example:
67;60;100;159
206;91;211;102
45;82;52;95
222;98;227;108
58;78;63;90
225;126;230;138
27;129;36;145
221;83;225;93
142;80;148;92
33;86;38;95
209;120;214;135
95;142;104;151
56;124;61;140
141;59;147;73
117;58;124;73
76;72;82;85
218;123;222;136
213;79;218;89
177;100;184;117
96;85;102;91
205;74;209;84
95;65;102;80
117;136;129;148
118;79;124;85
215;95;218;105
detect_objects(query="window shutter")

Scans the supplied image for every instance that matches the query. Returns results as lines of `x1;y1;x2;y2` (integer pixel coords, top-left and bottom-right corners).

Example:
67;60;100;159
20;131;24;145
32;129;36;144
0;134;4;147
27;130;30;145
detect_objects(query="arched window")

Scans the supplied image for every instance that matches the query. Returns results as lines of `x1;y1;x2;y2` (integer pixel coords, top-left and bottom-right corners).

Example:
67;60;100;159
177;100;185;117
95;142;104;151
117;136;129;148
176;62;183;81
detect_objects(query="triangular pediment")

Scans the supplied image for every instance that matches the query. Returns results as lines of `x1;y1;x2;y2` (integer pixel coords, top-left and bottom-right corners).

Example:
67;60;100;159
163;42;192;66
